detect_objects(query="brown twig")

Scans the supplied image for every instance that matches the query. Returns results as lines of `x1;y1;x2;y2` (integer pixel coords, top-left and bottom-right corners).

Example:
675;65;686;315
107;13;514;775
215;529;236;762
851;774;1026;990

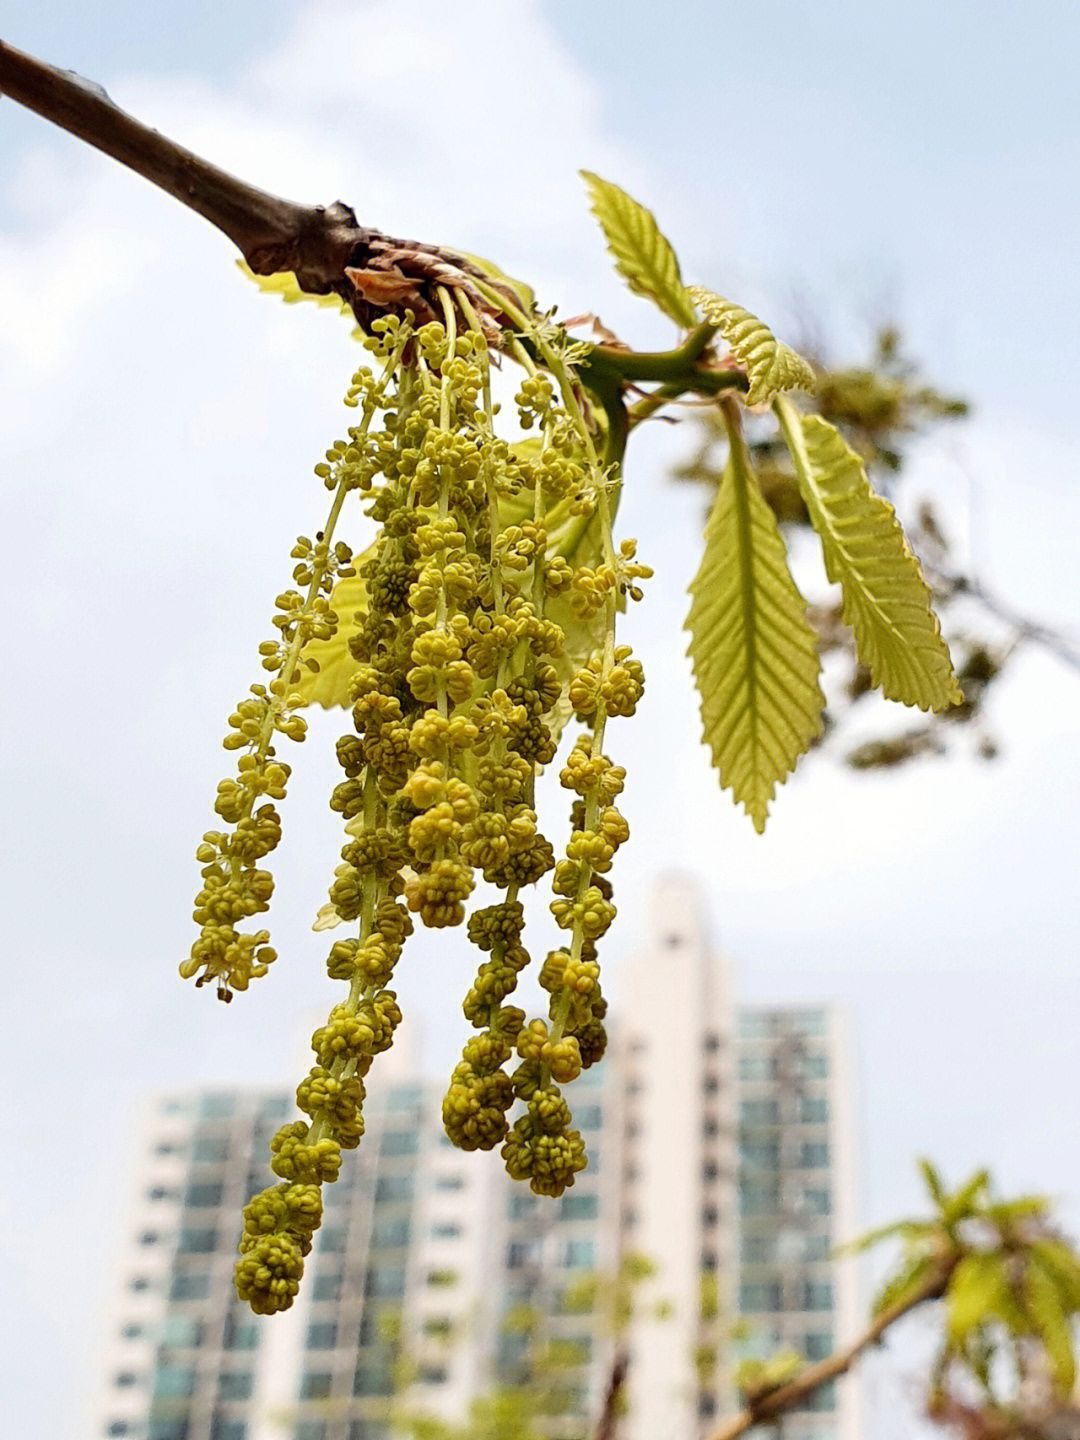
0;38;518;334
595;1349;629;1440
708;1254;958;1440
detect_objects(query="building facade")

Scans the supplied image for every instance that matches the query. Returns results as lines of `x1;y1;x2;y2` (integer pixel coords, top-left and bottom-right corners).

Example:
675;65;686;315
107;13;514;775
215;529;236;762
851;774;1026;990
97;877;857;1440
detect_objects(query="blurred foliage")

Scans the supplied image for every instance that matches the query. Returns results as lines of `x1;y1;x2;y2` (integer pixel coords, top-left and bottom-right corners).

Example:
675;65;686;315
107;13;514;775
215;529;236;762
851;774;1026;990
852;1162;1080;1439
672;327;1078;769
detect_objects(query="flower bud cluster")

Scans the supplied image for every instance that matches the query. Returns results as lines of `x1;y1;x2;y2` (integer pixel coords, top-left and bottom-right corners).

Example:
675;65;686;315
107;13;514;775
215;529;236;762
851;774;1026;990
219;300;651;1312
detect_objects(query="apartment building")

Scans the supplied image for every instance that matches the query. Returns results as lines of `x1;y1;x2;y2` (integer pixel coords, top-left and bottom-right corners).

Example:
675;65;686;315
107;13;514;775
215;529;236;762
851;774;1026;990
97;877;857;1440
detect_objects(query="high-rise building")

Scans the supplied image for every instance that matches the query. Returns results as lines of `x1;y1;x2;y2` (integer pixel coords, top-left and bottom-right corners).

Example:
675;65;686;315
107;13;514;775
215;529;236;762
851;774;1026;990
97;877;858;1440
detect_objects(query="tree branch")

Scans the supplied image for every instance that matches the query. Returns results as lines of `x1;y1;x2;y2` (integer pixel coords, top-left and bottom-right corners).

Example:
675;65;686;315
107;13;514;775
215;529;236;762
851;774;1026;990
0;38;519;333
708;1254;958;1440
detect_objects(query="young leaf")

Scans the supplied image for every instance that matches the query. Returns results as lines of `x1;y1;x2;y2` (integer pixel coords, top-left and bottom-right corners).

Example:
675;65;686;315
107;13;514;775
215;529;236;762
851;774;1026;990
774;398;963;713
1025;1258;1077;1393
292;553;375;709
688;287;816;406
581;172;697;329
947;1252;1010;1345
872;1250;940;1317
685;416;824;832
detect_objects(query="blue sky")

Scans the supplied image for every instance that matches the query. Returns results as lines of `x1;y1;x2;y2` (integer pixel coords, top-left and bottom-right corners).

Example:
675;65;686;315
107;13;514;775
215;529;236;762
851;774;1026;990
2;4;1079;1437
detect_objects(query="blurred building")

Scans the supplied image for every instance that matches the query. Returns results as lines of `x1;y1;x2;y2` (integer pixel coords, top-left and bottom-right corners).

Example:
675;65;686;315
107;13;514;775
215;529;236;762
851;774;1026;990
97;877;857;1440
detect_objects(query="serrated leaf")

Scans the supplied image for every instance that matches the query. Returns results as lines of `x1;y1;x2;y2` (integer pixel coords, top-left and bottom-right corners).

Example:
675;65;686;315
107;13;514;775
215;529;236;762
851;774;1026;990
947;1252;1010;1345
685;426;824;832
775;400;962;713
581;172;697;329
292;545;377;708
688;287;816;406
1026;1259;1077;1392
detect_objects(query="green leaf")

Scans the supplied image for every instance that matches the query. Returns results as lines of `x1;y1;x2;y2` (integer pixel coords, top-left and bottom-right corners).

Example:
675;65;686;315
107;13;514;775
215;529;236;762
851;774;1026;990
920;1160;948;1209
774;400;963;713
943;1170;991;1227
1026;1258;1076;1392
688;287;816;406
237;261;356;317
947;1252;1010;1345
872;1250;939;1317
1029;1238;1080;1310
292;546;376;708
581;172;697;329
685;418;824;832
840;1218;936;1255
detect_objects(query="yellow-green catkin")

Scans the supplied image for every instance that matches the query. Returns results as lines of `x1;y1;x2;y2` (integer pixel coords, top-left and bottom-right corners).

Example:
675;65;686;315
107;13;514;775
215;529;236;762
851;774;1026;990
210;295;650;1313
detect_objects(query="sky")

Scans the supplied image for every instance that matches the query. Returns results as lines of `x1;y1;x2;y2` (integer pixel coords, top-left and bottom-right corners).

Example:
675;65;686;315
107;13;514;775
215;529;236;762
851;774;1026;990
2;3;1079;1437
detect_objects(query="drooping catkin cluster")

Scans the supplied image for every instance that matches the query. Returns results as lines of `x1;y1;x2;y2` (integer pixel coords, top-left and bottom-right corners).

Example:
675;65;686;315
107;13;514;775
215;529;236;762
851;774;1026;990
183;297;649;1314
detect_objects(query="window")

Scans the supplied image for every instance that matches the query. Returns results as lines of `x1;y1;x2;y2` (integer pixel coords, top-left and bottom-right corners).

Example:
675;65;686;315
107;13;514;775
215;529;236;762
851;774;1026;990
507;1240;540;1269
307;1322;338;1350
431;1221;462;1239
803;1379;836;1411
549;1336;592;1366
210;1421;246;1440
348;1424;388;1440
192;1136;230;1164
114;1372;138;1389
576;1106;602;1130
800;1142;829;1168
179;1228;217;1254
741;1139;779;1168
153;1366;196;1399
742;1234;775;1264
422;1316;453;1338
354;1366;395;1397
381;1130;418;1157
318;1226;347;1253
739;1055;775;1082
434;1173;464;1192
129;1277;152;1293
741;1099;779;1125
790;1012;826;1038
199;1094;234;1120
185;1182;224;1208
121;1323;143;1340
804;1331;833;1361
367;1267;407;1297
222;1313;259;1351
804;1188;831;1216
804;1233;831;1261
161;1316;202;1348
300;1371;333;1400
147;1186;175;1202
563;1240;595;1269
561;1194;598;1221
372;1218;410;1248
107;1424;132;1436
801;1097;828;1124
148;1423;189;1440
388;1084;422;1109
803;1281;833;1311
738;1013;775;1039
295;1425;327;1440
741;1181;780;1216
140;1231;161;1247
417;1365;448;1386
169;1272;211;1302
739;1281;782;1312
375;1176;413;1203
312;1272;342;1303
803;1054;829;1079
699;1395;717;1419
218;1372;252;1401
